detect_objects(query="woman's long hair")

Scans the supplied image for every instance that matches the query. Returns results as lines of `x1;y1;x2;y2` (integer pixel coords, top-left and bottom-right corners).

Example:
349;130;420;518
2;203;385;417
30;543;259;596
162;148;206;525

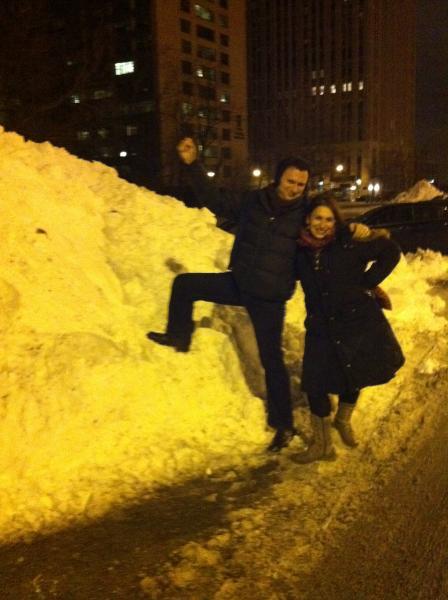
302;196;346;233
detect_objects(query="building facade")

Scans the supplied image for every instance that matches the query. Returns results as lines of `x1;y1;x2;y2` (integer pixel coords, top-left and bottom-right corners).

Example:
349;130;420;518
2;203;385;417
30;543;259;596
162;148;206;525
2;0;248;190
247;0;417;196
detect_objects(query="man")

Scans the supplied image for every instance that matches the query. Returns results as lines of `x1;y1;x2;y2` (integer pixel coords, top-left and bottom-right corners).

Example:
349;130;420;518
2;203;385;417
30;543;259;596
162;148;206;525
148;138;361;452
148;138;311;452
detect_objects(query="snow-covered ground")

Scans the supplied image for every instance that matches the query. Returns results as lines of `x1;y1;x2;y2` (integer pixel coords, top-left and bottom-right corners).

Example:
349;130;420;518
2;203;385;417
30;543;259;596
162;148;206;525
1;128;447;559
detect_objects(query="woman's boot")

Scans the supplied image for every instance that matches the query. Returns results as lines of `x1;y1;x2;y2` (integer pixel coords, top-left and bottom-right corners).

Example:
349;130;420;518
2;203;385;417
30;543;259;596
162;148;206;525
333;402;358;447
292;415;336;463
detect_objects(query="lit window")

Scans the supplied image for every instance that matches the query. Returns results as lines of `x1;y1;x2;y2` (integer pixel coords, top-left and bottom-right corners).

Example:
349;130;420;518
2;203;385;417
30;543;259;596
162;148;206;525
219;91;230;103
126;125;138;136
311;86;317;96
119;151;128;157
195;4;214;21
347;81;352;91
97;128;109;138
77;130;89;140
358;80;364;90
196;67;204;78
93;90;113;100
311;70;317;80
115;61;135;76
71;94;81;104
181;102;193;115
319;85;325;95
330;84;337;94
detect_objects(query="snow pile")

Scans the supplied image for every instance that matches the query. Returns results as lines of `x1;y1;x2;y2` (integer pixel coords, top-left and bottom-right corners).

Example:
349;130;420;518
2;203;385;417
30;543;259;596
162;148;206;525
393;179;444;203
0;129;447;544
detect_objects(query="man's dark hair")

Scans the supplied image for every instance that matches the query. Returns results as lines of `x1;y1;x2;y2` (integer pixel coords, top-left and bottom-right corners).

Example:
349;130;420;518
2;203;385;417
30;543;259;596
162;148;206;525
274;156;311;187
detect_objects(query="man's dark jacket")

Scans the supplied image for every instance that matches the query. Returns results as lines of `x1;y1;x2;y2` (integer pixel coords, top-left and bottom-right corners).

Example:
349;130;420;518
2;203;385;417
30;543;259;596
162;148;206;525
186;161;306;302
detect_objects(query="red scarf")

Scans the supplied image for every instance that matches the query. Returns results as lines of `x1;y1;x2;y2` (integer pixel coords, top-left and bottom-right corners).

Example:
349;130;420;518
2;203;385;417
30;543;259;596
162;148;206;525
297;227;335;250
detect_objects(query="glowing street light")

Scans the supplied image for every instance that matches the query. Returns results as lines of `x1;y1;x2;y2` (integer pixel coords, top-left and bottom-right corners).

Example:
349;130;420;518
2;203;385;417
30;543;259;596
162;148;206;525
252;168;262;178
335;163;344;173
206;171;216;178
356;178;362;186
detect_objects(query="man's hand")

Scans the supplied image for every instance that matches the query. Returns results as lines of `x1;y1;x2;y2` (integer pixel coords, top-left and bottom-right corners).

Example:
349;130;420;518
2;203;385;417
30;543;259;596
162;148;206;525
349;222;370;239
177;137;198;165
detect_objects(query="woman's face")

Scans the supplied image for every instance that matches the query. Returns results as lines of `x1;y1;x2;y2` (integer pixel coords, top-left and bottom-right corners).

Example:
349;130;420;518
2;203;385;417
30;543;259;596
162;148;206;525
306;206;336;239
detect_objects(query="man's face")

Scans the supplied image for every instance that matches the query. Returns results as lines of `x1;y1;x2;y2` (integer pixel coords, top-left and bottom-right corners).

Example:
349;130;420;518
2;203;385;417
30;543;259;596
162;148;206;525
277;167;309;202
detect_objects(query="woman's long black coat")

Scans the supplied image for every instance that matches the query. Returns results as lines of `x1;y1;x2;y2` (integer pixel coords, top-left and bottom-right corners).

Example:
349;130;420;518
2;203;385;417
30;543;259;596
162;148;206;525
295;229;405;395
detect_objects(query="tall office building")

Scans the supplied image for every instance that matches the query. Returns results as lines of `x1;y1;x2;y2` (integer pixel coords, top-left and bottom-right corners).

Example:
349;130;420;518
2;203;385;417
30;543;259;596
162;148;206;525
2;0;247;189
247;0;417;195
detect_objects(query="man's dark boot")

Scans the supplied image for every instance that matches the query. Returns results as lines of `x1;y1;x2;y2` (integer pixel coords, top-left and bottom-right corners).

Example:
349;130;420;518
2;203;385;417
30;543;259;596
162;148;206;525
267;427;298;453
146;331;190;352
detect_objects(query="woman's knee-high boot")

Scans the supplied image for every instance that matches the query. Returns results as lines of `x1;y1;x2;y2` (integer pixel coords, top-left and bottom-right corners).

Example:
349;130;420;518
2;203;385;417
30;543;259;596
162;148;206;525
292;415;336;463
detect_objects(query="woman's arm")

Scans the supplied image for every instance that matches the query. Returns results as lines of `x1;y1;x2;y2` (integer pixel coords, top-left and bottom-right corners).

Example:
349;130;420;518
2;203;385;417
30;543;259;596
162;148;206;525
360;237;401;288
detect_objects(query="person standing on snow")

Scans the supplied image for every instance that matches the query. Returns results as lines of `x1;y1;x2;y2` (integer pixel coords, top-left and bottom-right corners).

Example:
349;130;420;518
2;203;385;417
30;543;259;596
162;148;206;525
147;137;367;453
292;197;405;463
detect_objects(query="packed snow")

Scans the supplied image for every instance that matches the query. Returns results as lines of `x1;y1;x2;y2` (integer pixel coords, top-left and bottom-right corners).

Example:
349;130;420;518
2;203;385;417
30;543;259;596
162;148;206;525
393;178;444;202
0;128;447;554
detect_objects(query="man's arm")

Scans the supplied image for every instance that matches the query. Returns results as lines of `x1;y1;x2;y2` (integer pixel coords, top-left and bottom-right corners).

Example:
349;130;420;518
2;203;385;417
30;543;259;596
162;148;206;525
177;137;248;221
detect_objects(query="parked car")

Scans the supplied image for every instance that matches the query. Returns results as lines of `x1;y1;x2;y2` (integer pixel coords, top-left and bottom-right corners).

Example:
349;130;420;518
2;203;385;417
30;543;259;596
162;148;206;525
351;196;448;254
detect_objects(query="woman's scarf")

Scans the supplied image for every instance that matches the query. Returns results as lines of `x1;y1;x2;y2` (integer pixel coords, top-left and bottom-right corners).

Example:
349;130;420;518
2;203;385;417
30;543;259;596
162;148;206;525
297;227;335;250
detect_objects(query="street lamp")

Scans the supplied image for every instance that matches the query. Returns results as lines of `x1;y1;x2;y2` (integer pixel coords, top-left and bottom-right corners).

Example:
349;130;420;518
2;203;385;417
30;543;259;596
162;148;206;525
335;163;344;173
207;171;215;178
252;168;262;178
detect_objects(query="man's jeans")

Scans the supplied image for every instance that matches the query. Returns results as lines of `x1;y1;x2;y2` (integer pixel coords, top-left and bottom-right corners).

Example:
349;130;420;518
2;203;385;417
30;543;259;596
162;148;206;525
165;271;293;430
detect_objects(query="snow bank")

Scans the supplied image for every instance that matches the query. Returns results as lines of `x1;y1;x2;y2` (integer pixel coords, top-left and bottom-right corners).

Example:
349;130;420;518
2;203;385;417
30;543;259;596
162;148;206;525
393;179;444;203
0;129;447;544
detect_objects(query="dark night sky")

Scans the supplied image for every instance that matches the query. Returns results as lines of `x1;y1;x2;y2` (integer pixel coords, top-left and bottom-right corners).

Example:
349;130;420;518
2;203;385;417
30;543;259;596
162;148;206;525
416;0;448;181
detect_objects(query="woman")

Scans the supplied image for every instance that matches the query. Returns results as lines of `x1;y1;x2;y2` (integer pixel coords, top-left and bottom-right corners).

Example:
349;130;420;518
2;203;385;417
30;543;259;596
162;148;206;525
293;197;405;463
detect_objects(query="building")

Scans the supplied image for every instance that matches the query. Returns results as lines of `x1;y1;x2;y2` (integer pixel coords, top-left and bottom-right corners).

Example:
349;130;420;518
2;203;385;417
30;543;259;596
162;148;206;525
247;0;417;196
2;0;248;190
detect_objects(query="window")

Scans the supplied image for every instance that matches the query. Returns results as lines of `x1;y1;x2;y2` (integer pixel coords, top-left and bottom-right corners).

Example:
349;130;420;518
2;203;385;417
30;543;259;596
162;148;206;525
180;18;191;33
330;84;337;94
222;146;232;159
196;66;216;81
222;109;230;122
77;130;90;140
114;61;135;75
222;128;231;140
218;14;228;27
223;165;232;178
70;94;81;104
181;102;193;115
220;33;229;46
180;0;190;11
220;52;229;65
204;146;218;158
219;91;230;103
182;81;193;95
221;71;230;84
194;3;214;21
97;128;109;138
126;125;138;136
181;60;193;75
198;85;216;99
197;25;215;40
197;45;216;60
182;39;192;54
93;89;113;99
219;0;228;8
358;80;364;90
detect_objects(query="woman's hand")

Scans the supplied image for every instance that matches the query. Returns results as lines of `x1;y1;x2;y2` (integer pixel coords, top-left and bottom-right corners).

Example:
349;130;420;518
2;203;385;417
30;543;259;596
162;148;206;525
177;137;198;165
